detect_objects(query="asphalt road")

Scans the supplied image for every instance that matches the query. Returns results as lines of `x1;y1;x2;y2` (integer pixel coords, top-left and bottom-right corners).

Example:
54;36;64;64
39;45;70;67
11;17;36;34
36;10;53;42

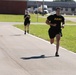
0;22;76;75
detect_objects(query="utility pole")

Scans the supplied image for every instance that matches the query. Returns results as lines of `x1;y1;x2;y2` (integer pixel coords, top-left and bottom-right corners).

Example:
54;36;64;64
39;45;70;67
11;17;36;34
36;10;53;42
42;0;44;16
37;1;38;22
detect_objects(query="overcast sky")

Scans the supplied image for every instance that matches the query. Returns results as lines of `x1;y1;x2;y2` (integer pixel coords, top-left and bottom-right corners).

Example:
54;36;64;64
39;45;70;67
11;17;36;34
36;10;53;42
29;0;76;1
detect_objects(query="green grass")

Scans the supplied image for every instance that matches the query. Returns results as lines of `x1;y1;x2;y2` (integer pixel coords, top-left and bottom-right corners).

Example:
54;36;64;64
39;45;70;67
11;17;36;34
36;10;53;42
15;24;76;53
0;14;76;24
0;14;24;22
0;14;46;22
30;14;46;22
60;25;76;52
15;24;50;40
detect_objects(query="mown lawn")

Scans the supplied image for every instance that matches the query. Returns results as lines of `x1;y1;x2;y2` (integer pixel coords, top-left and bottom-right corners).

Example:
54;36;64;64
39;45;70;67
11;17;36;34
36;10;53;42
0;14;24;22
0;14;46;22
0;14;76;24
15;24;76;53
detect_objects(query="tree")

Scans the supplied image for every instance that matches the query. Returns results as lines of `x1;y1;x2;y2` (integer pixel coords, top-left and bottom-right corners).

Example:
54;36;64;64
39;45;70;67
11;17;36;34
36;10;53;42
53;0;75;2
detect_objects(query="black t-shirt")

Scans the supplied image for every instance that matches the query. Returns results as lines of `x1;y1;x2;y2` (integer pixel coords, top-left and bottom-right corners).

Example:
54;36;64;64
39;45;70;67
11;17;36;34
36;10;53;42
47;14;65;29
24;14;30;22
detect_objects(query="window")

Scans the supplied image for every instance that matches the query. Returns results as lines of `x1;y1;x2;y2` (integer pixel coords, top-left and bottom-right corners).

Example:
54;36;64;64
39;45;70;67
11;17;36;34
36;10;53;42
71;8;75;11
65;8;68;11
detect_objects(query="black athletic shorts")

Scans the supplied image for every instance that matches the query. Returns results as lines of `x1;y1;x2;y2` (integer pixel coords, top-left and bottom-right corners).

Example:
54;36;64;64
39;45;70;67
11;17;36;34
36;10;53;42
24;21;30;26
48;28;62;39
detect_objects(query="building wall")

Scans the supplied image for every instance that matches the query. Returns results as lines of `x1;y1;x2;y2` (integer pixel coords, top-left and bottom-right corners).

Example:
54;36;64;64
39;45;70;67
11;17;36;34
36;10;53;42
28;1;76;15
61;8;76;15
0;1;27;14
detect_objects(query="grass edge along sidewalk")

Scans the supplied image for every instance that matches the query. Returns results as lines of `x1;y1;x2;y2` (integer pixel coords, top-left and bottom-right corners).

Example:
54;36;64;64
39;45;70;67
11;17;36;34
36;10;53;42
14;24;76;53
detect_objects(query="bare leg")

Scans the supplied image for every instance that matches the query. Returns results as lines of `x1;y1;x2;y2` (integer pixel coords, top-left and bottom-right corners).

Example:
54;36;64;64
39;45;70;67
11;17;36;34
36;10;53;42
24;25;26;34
24;26;26;31
50;38;54;44
27;24;29;33
55;34;61;56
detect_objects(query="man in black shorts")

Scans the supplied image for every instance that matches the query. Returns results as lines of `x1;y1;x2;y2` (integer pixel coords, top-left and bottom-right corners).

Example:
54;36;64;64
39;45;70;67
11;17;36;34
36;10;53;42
24;11;30;34
46;7;65;57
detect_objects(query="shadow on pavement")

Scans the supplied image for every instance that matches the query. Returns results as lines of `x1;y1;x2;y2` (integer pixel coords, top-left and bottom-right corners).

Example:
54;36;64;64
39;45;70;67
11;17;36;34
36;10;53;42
10;34;23;36
0;34;23;37
21;55;55;60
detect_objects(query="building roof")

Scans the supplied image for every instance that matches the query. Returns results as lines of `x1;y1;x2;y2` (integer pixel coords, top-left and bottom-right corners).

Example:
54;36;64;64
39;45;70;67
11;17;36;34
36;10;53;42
28;1;76;8
47;2;76;8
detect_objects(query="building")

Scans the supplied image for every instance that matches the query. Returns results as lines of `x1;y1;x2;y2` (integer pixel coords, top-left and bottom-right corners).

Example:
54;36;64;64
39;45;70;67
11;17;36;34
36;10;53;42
0;0;27;14
28;1;76;15
0;0;76;15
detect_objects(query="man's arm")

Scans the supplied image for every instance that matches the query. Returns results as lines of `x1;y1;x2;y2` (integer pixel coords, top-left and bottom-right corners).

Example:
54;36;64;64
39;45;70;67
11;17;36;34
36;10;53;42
46;19;56;26
61;17;65;28
46;19;51;25
24;15;28;20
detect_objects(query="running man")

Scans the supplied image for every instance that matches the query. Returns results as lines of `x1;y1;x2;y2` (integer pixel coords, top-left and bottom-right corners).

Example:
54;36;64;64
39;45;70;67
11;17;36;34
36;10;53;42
46;7;65;57
24;11;30;34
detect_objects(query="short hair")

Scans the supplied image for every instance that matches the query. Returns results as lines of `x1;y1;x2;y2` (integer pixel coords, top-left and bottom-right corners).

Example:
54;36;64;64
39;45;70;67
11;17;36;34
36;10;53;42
56;7;61;10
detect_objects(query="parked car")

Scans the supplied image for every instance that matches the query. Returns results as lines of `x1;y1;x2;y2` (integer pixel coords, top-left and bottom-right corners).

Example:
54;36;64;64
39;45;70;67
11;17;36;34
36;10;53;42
34;7;48;15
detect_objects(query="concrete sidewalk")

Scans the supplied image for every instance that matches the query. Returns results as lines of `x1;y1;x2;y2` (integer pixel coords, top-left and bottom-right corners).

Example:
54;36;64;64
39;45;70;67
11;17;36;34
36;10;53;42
0;22;76;75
